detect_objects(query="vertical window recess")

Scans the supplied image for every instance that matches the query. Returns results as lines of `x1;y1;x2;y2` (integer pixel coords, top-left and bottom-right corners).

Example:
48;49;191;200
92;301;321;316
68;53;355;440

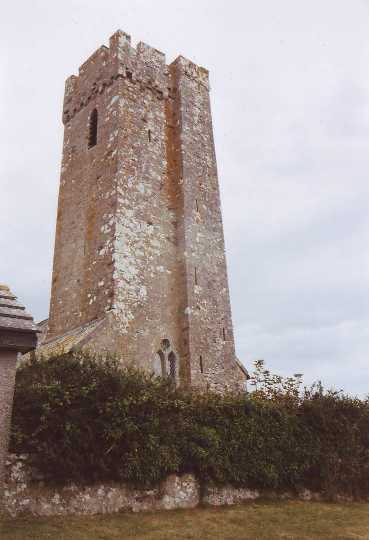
199;355;204;374
148;129;152;142
194;267;198;286
88;108;98;149
222;327;226;341
168;351;177;380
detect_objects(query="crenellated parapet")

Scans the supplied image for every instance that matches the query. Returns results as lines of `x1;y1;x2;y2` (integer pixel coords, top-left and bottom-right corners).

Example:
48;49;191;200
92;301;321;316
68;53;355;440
63;30;169;124
63;30;210;124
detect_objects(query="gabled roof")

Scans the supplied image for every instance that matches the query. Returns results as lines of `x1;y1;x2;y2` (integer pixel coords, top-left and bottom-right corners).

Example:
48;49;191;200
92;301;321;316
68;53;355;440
236;357;250;380
0;283;39;352
0;284;39;334
36;318;49;345
35;318;104;358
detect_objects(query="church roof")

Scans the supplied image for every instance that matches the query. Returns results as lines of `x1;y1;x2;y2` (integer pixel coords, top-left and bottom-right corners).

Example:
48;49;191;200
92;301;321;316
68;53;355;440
35;318;104;358
236;357;250;379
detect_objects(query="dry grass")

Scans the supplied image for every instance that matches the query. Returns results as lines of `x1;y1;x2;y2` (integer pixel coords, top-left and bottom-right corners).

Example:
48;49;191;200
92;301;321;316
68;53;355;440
1;501;368;540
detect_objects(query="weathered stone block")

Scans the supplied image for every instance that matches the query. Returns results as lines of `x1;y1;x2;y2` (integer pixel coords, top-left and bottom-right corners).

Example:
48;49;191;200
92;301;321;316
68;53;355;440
160;474;200;509
202;484;259;506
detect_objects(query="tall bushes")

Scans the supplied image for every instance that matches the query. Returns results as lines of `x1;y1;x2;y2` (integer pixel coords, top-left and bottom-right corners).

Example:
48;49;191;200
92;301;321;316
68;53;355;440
10;353;369;497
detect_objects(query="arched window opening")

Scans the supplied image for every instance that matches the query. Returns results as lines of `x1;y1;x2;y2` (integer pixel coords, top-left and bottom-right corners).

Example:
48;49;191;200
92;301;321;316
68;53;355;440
161;338;170;351
156;350;166;376
199;355;204;374
155;338;179;384
168;351;177;380
88;108;98;149
152;351;164;376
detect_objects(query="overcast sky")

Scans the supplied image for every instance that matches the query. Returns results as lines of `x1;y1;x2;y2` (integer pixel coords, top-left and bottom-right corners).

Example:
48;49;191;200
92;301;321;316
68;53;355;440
1;0;368;396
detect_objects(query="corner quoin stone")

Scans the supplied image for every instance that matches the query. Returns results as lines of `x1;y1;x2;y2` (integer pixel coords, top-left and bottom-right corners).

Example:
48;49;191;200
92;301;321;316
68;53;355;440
0;284;38;501
42;30;248;393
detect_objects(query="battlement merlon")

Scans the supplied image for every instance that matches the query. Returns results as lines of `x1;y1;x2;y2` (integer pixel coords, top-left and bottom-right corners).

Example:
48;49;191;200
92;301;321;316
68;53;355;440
62;30;210;124
169;56;210;91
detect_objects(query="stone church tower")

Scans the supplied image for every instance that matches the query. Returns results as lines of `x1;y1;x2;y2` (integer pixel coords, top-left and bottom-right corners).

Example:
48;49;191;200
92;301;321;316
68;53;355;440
43;30;247;392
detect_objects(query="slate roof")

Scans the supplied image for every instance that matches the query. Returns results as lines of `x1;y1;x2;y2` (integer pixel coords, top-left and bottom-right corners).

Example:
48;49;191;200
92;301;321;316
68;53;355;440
36;318;49;345
0;284;39;334
35;318;104;357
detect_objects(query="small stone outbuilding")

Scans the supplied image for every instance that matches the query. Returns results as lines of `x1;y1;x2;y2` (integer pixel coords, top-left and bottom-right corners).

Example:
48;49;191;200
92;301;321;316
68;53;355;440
0;284;38;498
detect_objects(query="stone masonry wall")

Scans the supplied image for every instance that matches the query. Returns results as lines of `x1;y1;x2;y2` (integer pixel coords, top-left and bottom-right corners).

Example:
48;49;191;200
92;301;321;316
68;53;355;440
46;30;246;392
169;57;240;392
0;353;18;492
4;455;360;517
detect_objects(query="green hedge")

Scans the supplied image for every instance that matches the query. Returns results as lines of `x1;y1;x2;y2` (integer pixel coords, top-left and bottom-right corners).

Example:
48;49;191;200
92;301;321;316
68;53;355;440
10;353;369;498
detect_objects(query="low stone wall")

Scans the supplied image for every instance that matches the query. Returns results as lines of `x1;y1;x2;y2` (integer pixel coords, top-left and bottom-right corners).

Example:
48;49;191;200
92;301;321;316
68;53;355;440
3;454;358;517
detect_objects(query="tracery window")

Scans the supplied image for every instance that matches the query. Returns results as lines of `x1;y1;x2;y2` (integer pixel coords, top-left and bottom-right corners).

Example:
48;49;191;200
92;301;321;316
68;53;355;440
154;338;179;384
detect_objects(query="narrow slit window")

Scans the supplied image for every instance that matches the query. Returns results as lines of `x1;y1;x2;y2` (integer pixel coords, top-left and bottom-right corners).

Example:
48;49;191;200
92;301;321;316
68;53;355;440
148;129;152;142
88;108;98;149
199;355;204;374
195;199;199;212
194;267;198;286
222;327;226;341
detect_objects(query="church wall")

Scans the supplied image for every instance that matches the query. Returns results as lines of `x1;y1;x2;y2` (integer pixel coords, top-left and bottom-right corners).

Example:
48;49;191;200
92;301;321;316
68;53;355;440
169;58;239;392
48;80;119;339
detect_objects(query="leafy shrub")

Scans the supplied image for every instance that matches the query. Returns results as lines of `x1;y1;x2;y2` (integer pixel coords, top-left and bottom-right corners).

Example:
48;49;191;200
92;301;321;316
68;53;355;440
10;353;369;497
